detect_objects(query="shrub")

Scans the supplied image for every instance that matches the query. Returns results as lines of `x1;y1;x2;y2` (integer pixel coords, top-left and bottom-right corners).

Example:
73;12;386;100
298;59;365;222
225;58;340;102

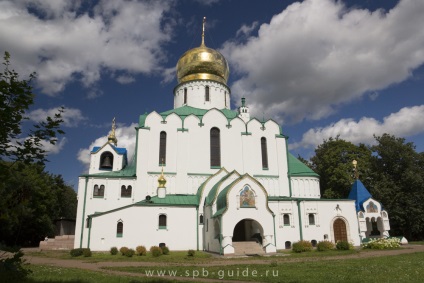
362;238;401;249
110;247;118;255
0;248;32;280
82;248;92;257
136;245;147;256
124;248;135;257
317;240;335;251
336;241;351;250
70;248;84;257
150;246;162;257
187;249;195;257
292;240;313;253
161;246;170;255
119;247;129;256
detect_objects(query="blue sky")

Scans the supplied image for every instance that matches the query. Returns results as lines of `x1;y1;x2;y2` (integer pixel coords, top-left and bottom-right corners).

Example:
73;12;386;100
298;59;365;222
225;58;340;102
1;0;423;189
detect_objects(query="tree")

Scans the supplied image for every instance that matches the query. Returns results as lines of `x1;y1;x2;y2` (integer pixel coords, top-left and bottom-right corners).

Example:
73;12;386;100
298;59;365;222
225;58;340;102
309;137;372;198
369;134;424;240
0;161;77;246
0;51;64;167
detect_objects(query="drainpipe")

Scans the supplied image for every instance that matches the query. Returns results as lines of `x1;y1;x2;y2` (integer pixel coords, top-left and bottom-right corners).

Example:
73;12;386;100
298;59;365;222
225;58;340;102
196;206;199;251
273;214;277;246
79;177;89;248
297;200;303;240
87;217;92;249
219;216;223;255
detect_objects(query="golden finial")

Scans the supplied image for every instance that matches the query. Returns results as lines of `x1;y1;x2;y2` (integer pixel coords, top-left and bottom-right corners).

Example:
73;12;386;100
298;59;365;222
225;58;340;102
158;159;167;188
108;117;118;146
352;159;359;179
201;16;206;46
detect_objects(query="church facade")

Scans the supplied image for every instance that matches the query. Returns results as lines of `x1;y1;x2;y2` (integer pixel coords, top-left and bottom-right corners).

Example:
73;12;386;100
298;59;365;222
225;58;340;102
74;22;391;254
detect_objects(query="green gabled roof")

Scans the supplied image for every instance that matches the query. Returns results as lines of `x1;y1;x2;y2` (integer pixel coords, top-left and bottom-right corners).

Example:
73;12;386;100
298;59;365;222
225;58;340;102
288;153;319;177
81;164;136;178
160;105;239;121
139;113;148;127
135;194;198;206
206;171;240;205
216;176;242;211
268;196;351;202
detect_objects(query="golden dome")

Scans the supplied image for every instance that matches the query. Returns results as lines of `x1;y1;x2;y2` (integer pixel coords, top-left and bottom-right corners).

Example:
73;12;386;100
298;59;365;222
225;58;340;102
176;17;229;85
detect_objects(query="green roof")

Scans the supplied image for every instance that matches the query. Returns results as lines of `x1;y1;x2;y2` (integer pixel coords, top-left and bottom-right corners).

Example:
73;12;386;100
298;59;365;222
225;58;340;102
81;164;136;178
288;153;319;177
161;105;238;121
135;194;199;206
206;171;239;205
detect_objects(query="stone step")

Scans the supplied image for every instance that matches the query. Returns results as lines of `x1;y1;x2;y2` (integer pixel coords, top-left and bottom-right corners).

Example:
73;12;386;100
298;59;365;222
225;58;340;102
39;235;75;250
232;241;265;256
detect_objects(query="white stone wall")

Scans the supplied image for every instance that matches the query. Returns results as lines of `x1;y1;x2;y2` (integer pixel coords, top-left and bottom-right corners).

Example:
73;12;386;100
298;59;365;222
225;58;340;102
290;177;321;198
174;81;230;109
87;206;197;251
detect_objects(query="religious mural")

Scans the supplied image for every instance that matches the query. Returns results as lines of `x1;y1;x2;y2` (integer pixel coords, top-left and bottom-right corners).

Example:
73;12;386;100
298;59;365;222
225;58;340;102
240;186;255;207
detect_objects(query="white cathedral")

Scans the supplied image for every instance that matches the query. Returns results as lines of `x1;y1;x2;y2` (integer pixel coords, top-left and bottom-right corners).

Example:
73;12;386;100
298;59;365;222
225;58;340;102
74;20;391;255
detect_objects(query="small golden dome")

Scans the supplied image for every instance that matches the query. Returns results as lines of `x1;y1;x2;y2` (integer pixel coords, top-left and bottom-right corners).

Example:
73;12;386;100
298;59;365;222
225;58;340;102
176;17;229;85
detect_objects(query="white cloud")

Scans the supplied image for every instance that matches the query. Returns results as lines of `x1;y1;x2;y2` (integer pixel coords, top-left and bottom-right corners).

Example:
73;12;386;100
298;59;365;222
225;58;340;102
77;123;138;169
221;0;424;124
291;105;424;149
0;0;174;96
40;137;67;154
236;21;259;37
28;107;86;127
116;75;135;84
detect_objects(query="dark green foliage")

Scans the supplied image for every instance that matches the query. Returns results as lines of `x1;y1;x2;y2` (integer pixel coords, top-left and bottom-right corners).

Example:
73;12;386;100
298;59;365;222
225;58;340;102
0;161;77;246
110;247;118;255
124;248;135;257
336;241;351;250
161;246;170;255
309;137;372;199
317;240;335;251
292;240;313;253
187;249;195;257
136;245;146;256
83;248;92;257
119;247;129;256
0;247;31;280
0;51;65;166
150;246;162;257
70;248;84;257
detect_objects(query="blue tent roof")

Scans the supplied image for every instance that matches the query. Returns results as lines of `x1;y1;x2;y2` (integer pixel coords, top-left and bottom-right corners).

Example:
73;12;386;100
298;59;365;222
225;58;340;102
348;179;372;212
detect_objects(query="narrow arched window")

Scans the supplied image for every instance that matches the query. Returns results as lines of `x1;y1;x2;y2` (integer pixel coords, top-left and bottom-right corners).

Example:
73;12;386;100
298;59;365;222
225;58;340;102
210;127;221;167
121;185;132;198
159;131;167;165
309;214;315;225
199;214;204;225
159;214;167;229
261;137;268;169
86;217;91;228
117;221;123;237
224;91;227;107
93;184;105;197
100;151;113;169
205;86;210;101
184;88;187;104
283;214;290;226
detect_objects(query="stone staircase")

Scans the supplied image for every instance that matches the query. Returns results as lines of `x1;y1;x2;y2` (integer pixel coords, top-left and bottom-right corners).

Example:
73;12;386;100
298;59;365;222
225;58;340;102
232;241;265;256
39;235;75;250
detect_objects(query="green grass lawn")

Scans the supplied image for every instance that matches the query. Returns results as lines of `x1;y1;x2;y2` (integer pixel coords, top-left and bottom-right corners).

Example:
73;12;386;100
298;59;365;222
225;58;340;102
11;248;424;282
105;252;424;282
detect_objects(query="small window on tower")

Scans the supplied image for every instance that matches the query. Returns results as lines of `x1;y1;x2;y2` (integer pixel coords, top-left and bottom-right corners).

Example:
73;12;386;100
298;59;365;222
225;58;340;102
205;86;210;101
184;88;187;104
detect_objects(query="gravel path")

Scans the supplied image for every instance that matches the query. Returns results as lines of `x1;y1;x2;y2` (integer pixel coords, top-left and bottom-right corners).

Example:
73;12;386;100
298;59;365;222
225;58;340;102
22;245;424;283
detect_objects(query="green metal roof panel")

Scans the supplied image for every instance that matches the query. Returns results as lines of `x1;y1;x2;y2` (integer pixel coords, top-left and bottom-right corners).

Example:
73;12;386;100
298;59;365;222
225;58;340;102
81;164;136;178
288;153;319;177
205;171;239;205
160;106;239;120
139;113;148;127
135;194;199;206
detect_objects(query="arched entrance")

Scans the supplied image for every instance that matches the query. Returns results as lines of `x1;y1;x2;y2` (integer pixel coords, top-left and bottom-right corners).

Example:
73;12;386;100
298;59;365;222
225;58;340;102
333;218;348;242
233;219;263;244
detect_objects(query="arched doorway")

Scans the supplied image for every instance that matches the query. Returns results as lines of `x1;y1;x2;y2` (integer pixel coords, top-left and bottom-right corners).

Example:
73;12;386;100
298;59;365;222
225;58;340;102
333;218;348;242
233;219;263;244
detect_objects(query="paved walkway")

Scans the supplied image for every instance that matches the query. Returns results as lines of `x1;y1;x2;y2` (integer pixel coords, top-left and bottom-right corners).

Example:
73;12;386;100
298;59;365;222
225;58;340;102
23;245;424;283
